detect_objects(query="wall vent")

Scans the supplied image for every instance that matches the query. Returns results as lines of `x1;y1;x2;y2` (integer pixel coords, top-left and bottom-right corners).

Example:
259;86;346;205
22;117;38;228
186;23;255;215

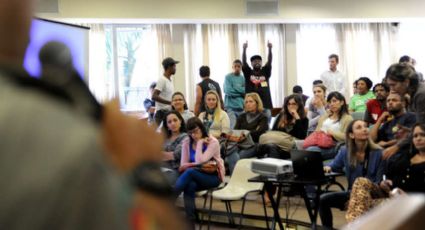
246;0;279;16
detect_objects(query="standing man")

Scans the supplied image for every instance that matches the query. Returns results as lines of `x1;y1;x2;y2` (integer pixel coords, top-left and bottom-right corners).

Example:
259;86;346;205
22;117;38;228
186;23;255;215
194;65;223;116
224;59;245;128
153;57;179;125
242;41;273;120
364;83;389;125
320;54;346;96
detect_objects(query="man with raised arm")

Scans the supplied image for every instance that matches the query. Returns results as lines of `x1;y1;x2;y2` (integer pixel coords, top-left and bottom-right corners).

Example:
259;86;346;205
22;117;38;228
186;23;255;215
242;41;273;120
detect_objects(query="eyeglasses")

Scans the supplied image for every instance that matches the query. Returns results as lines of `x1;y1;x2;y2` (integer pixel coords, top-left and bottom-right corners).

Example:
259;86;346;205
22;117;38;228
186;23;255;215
187;127;200;135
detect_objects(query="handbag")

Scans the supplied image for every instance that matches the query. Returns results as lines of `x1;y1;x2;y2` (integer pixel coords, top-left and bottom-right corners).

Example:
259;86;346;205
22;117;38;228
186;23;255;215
303;131;335;149
220;130;255;157
259;131;295;152
197;159;218;174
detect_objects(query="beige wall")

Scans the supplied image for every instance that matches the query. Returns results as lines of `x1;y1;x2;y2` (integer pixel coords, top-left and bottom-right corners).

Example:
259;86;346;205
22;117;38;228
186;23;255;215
41;0;425;20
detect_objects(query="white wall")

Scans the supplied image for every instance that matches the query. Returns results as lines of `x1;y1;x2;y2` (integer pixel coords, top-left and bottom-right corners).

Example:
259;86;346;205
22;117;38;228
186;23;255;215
42;0;425;20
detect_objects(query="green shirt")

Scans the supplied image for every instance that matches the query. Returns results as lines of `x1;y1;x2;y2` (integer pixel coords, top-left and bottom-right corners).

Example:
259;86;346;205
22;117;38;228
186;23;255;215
349;91;375;112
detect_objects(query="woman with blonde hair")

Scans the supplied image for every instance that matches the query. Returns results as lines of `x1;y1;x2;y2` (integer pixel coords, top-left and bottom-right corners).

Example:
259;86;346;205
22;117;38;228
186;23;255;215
225;93;269;173
198;90;230;139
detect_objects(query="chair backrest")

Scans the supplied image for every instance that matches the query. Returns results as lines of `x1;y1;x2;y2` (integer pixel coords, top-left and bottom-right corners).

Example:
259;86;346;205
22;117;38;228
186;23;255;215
351;112;365;121
228;158;263;191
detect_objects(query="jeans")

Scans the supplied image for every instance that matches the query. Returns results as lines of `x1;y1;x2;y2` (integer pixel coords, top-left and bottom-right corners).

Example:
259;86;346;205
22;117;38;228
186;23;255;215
225;151;240;175
227;108;244;129
319;191;350;229
306;146;338;160
174;168;221;221
239;146;258;159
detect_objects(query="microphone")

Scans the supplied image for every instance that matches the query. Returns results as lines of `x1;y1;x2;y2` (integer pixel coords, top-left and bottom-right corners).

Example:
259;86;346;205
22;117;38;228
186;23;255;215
39;41;102;122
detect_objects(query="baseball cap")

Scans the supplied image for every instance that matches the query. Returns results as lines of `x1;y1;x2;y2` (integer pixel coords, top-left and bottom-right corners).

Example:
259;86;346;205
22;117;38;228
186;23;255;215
162;57;179;69
250;55;262;62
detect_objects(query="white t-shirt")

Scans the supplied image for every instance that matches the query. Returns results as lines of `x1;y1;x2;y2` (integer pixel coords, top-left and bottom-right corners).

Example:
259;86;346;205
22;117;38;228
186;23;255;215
155;76;174;111
321;117;341;134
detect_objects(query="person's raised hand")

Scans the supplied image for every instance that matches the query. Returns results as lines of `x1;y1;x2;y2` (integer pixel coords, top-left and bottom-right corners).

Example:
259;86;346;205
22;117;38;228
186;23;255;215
267;40;273;49
102;99;164;172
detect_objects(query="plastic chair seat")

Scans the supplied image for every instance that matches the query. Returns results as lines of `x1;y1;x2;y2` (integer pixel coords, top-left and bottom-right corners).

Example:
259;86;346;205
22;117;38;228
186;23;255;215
213;187;261;200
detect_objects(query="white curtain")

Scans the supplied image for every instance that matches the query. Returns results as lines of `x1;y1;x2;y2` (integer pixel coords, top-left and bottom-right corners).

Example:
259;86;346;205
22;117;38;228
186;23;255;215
81;23;108;102
153;24;173;74
296;24;339;97
296;23;396;99
397;22;425;73
205;24;235;98
182;24;287;109
183;24;202;109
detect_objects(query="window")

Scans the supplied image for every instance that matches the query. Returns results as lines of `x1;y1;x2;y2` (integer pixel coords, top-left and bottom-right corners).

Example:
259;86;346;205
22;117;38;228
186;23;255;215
105;25;159;112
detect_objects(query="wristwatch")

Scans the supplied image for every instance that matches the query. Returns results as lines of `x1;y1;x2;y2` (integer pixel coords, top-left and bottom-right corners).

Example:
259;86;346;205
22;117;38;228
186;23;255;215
132;161;173;197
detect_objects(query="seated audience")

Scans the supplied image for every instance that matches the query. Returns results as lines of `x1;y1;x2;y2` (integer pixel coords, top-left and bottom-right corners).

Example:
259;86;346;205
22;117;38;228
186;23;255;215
292;85;309;105
370;92;416;148
349;77;375;113
171;92;195;123
306;91;353;160
319;120;383;230
162;111;188;185
383;63;425;160
259;94;308;159
174;117;225;228
198;90;231;139
225;92;269;173
305;84;327;133
364;83;389;125
346;122;425;223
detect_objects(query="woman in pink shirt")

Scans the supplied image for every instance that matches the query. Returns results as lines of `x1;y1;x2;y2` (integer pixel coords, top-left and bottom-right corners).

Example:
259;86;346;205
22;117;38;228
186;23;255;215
174;117;225;227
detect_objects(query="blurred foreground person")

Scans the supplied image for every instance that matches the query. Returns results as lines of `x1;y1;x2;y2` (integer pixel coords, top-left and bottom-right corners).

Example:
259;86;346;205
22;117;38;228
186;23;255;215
0;1;186;229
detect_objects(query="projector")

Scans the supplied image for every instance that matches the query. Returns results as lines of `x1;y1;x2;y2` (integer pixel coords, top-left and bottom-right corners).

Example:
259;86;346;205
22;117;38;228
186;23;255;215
251;158;293;176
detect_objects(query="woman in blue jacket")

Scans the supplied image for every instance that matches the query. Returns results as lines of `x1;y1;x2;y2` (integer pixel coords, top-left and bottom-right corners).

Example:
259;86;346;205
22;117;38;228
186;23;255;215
319;119;383;230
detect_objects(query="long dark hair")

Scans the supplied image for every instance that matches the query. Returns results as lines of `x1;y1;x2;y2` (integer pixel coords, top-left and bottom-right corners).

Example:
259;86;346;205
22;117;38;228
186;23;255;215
171;92;188;110
385;63;419;96
327;91;349;121
162;110;186;138
412;123;425;154
278;94;305;127
186;117;209;143
345;119;381;167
